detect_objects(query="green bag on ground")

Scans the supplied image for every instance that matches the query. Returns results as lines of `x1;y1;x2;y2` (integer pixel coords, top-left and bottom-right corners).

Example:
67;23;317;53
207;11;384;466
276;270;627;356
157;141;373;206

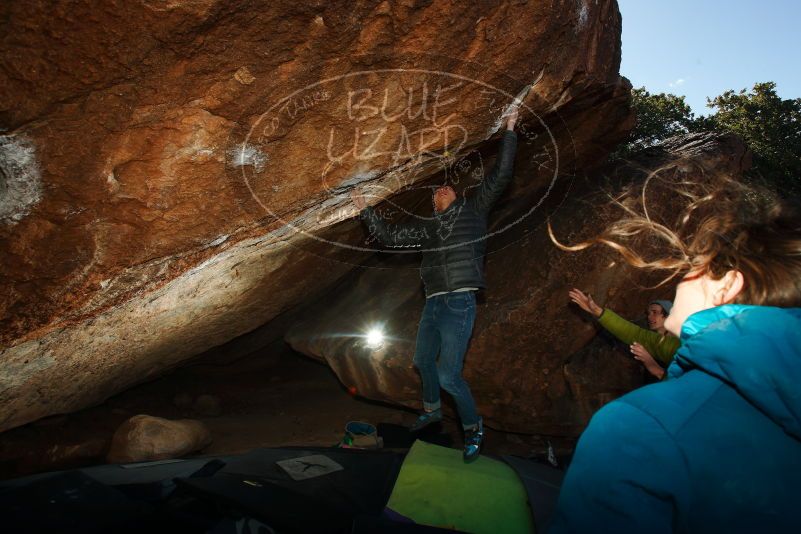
386;440;535;533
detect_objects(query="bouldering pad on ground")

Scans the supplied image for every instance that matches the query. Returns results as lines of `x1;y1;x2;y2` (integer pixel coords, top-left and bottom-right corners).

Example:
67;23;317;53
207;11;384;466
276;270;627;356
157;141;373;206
386;440;535;533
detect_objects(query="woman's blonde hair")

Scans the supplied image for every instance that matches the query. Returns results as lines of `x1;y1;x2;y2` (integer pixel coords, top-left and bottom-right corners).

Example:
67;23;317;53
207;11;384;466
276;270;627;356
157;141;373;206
550;162;801;307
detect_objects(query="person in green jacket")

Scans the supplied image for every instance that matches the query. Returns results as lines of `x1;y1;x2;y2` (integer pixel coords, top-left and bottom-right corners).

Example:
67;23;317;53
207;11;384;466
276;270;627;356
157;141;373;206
569;289;680;379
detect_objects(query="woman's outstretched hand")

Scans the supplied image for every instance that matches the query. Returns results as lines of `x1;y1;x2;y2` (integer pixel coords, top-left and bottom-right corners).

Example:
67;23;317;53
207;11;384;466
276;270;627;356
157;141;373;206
631;342;666;380
569;288;603;318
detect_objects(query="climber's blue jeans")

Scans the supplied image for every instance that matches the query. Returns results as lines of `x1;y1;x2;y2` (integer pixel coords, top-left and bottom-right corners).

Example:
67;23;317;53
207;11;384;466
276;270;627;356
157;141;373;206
412;291;479;430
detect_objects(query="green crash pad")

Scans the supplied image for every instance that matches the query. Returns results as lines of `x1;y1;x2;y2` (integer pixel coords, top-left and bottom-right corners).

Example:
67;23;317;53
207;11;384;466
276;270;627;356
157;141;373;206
386;440;535;533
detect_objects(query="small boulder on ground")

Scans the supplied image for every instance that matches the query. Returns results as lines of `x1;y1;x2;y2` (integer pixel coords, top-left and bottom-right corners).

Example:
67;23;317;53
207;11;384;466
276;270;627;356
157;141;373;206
107;414;212;464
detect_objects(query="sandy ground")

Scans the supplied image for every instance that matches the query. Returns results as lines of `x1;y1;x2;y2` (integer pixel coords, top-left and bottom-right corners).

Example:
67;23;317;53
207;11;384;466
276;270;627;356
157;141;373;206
0;344;573;480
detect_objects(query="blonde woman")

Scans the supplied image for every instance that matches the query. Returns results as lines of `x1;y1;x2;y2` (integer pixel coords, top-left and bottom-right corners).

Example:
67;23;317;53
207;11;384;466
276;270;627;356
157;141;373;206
549;167;801;533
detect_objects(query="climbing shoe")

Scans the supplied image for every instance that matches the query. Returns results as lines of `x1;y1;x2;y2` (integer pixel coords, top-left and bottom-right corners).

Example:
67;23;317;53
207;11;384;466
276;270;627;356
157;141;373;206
409;409;443;433
463;418;484;463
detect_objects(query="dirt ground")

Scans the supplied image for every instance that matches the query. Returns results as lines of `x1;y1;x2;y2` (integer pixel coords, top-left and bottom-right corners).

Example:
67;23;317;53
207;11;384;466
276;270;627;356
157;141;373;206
0;343;574;480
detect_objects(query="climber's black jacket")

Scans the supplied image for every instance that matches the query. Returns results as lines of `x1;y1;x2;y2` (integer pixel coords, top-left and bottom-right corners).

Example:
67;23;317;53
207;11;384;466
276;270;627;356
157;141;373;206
360;130;518;296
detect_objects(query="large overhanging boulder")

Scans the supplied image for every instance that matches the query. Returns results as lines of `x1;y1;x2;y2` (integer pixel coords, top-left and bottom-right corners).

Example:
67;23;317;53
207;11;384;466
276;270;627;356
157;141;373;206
286;132;751;435
0;0;631;431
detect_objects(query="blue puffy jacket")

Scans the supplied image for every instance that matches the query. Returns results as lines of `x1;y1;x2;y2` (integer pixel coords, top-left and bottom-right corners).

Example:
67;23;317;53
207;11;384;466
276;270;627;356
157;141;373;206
550;304;801;533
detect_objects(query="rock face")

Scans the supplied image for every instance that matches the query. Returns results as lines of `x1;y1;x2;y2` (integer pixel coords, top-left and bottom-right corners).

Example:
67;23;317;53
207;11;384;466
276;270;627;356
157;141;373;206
193;394;222;417
0;1;632;431
107;414;212;464
286;132;751;435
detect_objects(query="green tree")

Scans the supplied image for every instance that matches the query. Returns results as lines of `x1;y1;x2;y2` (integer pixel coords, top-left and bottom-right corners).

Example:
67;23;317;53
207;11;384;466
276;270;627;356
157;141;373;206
705;82;801;192
614;87;697;157
613;82;800;196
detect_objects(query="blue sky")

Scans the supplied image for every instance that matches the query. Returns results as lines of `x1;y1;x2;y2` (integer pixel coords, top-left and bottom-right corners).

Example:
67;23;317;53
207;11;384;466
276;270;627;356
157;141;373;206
618;0;801;116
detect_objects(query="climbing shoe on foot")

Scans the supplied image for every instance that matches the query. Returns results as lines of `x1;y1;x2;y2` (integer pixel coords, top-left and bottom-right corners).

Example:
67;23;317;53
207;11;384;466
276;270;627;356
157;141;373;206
463;418;484;462
409;409;442;433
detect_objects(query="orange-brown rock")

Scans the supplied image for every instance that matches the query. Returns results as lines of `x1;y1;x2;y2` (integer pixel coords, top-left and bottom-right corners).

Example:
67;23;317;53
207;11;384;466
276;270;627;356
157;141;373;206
0;1;632;431
286;132;751;435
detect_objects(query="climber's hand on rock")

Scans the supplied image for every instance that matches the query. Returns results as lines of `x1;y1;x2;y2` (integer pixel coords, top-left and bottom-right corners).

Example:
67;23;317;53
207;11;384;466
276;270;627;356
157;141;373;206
350;188;367;211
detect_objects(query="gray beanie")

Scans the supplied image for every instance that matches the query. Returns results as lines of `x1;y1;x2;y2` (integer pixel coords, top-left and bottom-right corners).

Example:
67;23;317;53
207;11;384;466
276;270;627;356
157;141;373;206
651;300;673;315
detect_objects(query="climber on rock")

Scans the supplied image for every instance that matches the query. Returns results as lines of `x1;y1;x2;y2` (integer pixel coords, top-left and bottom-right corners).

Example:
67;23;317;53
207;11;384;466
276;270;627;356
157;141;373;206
351;104;520;463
